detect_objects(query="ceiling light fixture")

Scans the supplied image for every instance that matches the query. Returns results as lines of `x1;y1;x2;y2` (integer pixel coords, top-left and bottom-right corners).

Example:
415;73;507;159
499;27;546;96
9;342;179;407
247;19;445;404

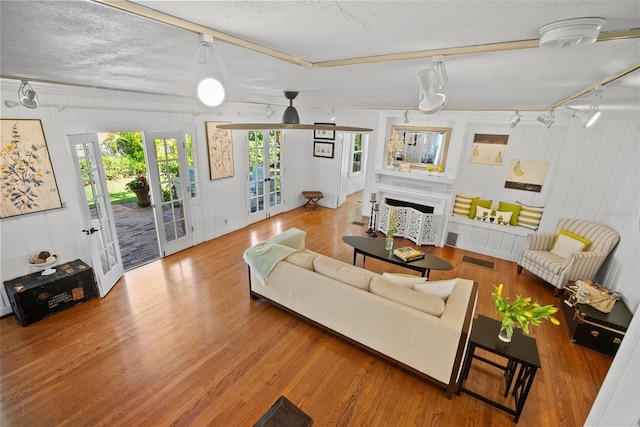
537;110;555;128
194;34;225;107
404;110;411;123
539;17;606;49
265;105;276;119
561;86;604;128
329;109;336;122
417;56;448;113
18;80;39;109
509;111;522;128
282;91;300;124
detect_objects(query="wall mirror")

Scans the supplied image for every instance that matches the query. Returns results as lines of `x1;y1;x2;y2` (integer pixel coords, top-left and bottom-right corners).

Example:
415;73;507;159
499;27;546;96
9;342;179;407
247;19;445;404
388;125;451;171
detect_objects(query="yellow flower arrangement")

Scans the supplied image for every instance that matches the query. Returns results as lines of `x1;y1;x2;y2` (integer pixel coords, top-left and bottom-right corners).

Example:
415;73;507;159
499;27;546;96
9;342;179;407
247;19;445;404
491;284;560;341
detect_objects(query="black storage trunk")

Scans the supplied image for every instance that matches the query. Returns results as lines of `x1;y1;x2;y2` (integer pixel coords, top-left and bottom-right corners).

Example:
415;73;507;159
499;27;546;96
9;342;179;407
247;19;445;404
561;290;633;357
4;259;97;326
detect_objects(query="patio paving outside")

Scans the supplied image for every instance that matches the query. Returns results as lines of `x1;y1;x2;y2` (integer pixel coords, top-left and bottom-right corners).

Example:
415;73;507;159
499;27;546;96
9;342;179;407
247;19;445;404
112;203;159;270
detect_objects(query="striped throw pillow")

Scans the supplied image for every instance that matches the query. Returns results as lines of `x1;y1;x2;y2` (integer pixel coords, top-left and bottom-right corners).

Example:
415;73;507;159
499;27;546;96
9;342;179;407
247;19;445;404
517;201;544;230
453;194;475;216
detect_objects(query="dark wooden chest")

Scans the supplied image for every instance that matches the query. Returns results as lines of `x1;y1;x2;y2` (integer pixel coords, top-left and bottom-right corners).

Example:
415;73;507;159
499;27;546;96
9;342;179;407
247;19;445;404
561;290;633;357
4;259;97;326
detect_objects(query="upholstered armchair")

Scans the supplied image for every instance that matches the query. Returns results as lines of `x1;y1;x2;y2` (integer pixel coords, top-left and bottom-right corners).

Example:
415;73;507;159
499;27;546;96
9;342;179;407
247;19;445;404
517;218;620;294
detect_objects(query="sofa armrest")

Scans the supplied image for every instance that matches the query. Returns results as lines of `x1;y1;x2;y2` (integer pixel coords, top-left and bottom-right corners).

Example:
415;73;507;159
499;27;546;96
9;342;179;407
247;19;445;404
523;232;556;251
559;251;609;282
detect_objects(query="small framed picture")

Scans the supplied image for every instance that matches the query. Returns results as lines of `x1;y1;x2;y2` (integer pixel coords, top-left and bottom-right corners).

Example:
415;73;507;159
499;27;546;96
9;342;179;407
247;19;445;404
314;123;335;140
313;141;334;159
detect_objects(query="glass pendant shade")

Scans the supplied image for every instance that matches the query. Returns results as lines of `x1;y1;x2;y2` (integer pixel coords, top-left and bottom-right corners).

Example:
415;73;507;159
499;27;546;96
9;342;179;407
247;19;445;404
197;78;225;107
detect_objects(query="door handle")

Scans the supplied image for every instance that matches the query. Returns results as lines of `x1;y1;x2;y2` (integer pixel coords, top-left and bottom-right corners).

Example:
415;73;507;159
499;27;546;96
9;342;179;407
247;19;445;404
82;226;101;235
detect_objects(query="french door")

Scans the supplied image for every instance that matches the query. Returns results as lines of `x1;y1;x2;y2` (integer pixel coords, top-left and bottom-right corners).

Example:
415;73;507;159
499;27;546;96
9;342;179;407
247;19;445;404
69;133;124;297
247;130;284;224
143;131;194;256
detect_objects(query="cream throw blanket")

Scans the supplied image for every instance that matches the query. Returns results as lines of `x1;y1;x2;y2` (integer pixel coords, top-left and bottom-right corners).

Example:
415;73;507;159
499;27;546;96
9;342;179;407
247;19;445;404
243;227;307;284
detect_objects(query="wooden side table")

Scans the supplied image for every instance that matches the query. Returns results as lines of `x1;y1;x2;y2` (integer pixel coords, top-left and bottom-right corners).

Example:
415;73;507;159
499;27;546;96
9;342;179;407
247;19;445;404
458;315;541;423
302;191;323;210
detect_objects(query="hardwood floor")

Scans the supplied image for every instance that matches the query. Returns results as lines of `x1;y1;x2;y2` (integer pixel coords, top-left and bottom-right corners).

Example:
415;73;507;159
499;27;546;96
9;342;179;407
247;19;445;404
0;192;613;427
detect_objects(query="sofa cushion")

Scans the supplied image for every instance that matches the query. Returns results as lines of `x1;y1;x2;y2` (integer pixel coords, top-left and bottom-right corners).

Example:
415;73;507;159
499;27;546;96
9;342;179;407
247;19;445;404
556;229;591;251
370;276;445;317
517;201;544;230
414;279;457;301
313;256;376;291
285;250;317;270
382;272;428;288
453;194;476;216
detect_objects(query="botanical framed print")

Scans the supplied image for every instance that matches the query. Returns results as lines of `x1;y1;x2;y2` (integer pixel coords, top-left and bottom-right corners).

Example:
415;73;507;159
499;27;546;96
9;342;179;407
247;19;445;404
1;119;62;218
205;121;234;180
313;123;335;140
313;141;334;159
469;133;509;165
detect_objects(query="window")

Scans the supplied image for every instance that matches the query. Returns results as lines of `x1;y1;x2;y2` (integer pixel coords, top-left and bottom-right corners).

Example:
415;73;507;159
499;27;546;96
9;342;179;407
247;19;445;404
352;133;363;174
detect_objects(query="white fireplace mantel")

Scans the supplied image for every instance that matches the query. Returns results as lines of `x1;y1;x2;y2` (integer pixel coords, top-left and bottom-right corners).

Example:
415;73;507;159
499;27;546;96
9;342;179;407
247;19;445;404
374;169;454;193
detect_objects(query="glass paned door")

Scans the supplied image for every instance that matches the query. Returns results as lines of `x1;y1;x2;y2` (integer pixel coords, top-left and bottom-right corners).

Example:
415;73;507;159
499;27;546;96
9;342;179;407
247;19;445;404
69;133;124;297
248;130;283;223
143;131;193;256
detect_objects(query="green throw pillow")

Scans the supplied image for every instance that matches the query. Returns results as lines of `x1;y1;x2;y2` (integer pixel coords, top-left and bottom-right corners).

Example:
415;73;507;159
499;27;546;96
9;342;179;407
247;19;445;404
469;198;492;219
498;201;522;226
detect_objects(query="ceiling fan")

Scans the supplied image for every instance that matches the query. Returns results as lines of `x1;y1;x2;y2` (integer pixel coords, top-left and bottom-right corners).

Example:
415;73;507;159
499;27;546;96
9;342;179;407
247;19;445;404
216;91;373;132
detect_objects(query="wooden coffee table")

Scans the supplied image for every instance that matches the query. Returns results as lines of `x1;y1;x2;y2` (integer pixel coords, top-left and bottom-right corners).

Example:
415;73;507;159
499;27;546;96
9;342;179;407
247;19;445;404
342;235;452;279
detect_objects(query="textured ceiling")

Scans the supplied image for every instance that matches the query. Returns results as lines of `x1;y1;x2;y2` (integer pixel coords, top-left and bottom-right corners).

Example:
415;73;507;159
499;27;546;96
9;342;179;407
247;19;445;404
1;0;639;113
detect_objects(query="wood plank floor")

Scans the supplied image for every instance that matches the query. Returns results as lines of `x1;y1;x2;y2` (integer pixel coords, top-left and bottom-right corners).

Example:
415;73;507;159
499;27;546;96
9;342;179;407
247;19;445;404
0;192;613;427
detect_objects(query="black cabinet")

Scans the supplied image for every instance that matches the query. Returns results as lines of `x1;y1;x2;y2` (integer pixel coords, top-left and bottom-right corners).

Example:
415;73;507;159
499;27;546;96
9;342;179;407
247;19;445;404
4;259;97;326
561;290;633;357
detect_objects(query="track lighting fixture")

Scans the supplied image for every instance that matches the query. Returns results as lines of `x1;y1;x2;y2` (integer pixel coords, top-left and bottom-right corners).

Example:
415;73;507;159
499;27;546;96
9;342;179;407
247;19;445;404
509;111;522;128
18;80;39;109
417;57;448;113
194;34;225;107
561;86;604;128
329;109;336;122
537;110;555;128
404;110;411;123
265;105;276;119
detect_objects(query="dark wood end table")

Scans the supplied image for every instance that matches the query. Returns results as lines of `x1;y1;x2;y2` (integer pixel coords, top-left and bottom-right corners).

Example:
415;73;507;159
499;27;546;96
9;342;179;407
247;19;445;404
342;235;452;279
458;315;541;423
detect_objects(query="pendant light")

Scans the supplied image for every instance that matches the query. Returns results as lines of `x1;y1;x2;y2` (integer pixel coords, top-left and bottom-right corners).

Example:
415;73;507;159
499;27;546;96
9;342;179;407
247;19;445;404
417;57;449;113
194;34;225;107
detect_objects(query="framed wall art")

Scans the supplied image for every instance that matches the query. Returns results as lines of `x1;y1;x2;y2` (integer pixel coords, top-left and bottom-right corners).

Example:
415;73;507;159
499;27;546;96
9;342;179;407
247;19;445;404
313;141;334;159
469;133;509;165
205;121;234;180
313;123;335;140
1;119;62;219
505;159;550;192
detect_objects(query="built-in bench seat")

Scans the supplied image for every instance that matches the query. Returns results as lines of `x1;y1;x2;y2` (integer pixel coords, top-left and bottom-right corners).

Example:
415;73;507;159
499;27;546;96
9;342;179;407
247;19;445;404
447;215;530;262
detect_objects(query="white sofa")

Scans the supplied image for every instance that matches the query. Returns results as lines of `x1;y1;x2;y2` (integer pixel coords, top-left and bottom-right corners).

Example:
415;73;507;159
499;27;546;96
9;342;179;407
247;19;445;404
245;232;478;397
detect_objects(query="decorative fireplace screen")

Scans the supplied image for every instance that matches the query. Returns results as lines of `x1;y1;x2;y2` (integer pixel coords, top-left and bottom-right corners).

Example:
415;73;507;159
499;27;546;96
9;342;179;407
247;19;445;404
378;203;444;246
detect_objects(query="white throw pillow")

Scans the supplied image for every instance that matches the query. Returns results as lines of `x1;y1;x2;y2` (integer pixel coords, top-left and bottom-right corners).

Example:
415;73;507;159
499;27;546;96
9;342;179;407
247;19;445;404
550;233;586;258
414;279;457;300
474;206;492;220
382;272;428;288
495;210;513;225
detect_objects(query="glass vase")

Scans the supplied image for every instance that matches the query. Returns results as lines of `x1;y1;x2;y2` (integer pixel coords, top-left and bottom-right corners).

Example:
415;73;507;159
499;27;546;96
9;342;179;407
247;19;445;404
385;234;394;251
498;320;513;343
